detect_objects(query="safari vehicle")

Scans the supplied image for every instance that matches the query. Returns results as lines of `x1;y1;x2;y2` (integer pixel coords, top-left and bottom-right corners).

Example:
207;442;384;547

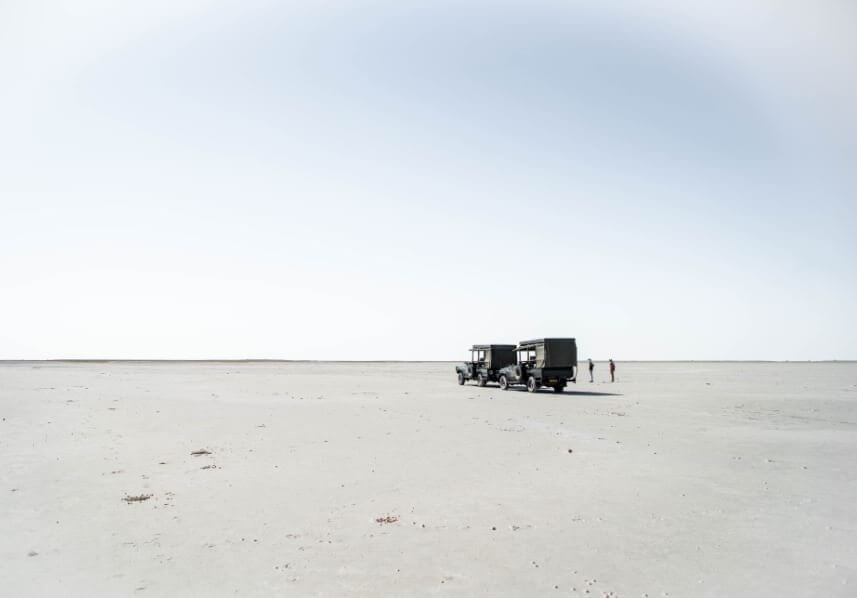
498;338;577;392
455;345;517;387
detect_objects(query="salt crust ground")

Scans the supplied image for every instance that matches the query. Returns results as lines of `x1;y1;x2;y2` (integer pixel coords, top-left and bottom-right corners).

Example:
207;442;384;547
1;361;855;597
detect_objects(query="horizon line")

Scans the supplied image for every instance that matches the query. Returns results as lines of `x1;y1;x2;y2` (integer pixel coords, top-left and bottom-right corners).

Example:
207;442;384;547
1;359;855;364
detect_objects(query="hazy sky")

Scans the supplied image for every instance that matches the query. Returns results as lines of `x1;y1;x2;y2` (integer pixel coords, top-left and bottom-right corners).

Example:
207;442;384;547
1;0;855;360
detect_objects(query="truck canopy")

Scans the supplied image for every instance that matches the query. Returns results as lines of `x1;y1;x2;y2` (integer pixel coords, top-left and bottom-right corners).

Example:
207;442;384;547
471;344;516;369
517;338;577;368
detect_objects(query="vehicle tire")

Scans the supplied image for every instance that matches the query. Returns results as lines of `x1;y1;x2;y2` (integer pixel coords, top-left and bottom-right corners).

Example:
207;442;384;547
477;374;487;387
499;375;509;390
527;376;538;393
457;372;465;385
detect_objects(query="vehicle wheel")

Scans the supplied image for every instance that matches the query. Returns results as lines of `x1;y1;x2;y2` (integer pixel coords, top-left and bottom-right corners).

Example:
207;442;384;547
553;385;564;393
477;374;487;387
499;375;508;390
457;372;465;385
527;376;538;393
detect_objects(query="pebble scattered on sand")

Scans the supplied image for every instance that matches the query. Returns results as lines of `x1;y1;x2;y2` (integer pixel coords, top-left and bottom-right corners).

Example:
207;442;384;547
123;494;152;503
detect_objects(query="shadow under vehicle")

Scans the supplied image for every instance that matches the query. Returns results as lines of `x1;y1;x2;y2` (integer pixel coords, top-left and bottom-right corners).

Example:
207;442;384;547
455;344;517;387
498;338;578;393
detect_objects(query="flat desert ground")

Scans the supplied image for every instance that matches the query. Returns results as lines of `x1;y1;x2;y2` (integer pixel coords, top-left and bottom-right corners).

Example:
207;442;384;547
1;361;856;597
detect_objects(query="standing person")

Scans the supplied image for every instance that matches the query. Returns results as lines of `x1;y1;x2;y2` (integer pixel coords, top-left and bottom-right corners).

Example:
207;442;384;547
588;358;594;383
609;359;616;382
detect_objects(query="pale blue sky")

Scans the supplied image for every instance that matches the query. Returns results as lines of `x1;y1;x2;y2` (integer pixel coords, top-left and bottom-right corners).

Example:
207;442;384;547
1;0;855;360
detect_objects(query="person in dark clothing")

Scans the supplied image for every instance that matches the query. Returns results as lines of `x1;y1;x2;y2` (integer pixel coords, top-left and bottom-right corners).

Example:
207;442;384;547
609;359;615;382
588;358;594;383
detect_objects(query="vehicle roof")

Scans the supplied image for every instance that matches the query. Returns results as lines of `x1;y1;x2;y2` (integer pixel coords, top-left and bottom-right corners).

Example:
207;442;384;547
516;338;576;348
471;344;517;350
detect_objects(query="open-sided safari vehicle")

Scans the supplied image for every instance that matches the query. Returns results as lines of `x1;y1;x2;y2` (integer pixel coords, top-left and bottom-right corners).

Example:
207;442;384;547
498;338;577;392
456;345;517;387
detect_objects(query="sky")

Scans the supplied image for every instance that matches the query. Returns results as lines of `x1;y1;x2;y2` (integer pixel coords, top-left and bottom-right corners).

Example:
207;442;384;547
1;0;855;360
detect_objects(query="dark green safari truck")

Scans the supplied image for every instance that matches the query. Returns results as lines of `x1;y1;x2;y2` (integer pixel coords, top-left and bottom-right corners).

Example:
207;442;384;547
455;344;517;387
498;338;578;392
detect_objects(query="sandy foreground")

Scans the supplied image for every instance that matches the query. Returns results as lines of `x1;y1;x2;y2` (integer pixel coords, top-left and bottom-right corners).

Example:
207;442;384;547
1;361;855;597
